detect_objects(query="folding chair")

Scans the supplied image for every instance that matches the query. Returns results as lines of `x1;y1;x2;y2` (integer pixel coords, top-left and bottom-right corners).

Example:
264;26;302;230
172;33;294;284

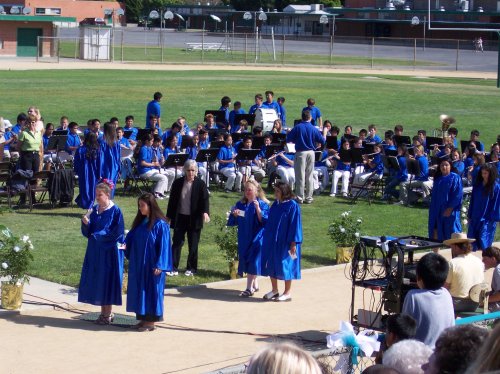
29;170;53;211
350;171;384;205
0;173;11;208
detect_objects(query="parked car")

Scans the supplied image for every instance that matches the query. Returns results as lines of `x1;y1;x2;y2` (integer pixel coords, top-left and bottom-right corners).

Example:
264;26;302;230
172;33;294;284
79;17;106;26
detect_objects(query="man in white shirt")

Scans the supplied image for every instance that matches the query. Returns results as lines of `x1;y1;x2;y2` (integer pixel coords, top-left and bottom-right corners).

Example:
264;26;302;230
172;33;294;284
482;243;500;312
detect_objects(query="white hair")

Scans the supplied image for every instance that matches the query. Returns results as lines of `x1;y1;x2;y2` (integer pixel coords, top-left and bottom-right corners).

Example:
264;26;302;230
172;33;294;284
382;340;432;374
183;159;198;173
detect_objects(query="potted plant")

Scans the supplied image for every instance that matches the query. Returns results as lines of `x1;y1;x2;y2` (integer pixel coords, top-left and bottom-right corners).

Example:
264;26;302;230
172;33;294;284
0;225;34;310
328;211;362;264
212;215;239;279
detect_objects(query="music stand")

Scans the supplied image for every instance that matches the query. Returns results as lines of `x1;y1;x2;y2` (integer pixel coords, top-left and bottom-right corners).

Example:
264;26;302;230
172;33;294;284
231;132;246;143
137;128;152;142
326;136;339;151
234;114;255;128
208;128;226;141
265;144;284;158
163;153;189;180
47;135;69;169
315;151;323;162
461;140;477;154
252;136;265;150
53;130;68;137
342;134;356;142
196;148;220;187
236;149;260;163
123;130;133;139
180;135;193;150
406;158;421;206
272;133;287;145
383;155;400;172
425;136;443;151
209;140;224;149
350;148;364;168
394;135;411;146
384;149;398;157
363;143;375;155
339;149;352;163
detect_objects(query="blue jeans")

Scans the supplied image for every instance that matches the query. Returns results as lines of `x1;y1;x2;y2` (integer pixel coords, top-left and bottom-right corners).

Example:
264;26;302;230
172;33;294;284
384;176;401;199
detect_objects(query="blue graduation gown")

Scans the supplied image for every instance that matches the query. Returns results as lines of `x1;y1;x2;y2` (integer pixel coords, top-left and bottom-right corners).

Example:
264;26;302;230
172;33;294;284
125;219;172;319
100;140;121;197
227;199;270;276
468;182;500;250
261;199;303;280
78;204;125;306
74;146;100;210
428;172;463;241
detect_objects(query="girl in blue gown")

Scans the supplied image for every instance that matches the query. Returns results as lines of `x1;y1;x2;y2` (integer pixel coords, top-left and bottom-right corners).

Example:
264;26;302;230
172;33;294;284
227;180;270;297
78;181;125;325
100;122;121;198
428;159;463;241
74;132;100;210
125;193;172;331
261;181;303;302
468;164;500;250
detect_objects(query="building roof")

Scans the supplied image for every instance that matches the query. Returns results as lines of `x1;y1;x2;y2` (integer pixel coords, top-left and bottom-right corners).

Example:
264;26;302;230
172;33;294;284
0;15;76;22
283;4;329;15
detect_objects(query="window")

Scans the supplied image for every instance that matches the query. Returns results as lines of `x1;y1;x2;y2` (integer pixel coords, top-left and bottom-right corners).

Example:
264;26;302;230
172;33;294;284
35;8;61;16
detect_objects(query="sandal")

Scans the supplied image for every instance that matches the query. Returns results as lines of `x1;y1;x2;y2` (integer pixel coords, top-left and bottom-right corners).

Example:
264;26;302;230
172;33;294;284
95;313;114;325
263;291;279;300
137;325;157;332
239;289;254;297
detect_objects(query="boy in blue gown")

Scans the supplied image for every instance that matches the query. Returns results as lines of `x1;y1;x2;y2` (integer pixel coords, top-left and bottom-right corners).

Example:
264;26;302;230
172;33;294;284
467;164;500;250
227;180;270;296
261;181;303;302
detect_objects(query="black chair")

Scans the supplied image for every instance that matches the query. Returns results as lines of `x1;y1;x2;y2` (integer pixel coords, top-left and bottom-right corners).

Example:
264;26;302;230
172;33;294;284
29;170;53;211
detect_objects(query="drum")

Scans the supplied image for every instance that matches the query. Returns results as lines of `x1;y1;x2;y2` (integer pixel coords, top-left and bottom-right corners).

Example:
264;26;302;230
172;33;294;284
254;108;278;133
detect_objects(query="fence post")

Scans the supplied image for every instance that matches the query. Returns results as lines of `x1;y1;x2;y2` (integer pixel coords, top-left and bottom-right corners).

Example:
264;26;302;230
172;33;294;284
161;29;164;63
245;33;248;65
271;27;276;62
255;27;259;62
330;35;333;66
202;22;205;64
456;39;460;71
282;34;285;65
371;37;375;69
111;28;115;62
414;38;417;69
121;30;124;62
74;36;78;61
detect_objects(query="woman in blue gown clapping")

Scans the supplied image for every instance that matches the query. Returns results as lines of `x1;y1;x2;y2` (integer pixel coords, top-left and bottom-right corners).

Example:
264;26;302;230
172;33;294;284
125;193;172;332
228;179;270;297
78;181;125;325
468;164;500;250
261;181;303;302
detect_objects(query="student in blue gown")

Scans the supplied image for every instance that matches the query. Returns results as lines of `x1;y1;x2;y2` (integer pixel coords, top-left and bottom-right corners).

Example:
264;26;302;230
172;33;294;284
125;193;172;331
78;181;125;325
74;132;101;210
228;180;270;297
428;159;463;241
467;164;500;250
261;181;303;302
100;122;121;198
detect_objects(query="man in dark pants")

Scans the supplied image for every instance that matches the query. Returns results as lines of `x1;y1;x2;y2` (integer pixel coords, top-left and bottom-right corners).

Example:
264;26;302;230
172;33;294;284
166;159;210;277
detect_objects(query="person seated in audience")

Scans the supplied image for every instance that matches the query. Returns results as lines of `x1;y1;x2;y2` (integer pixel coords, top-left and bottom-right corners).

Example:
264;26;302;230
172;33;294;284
123;115;138;146
147;114;162;137
65;122;82;156
229;101;245;132
352;143;384;193
366;124;382;144
417;129;427;149
321;120;332;140
451;148;465;178
137;133;168;200
117;127;133;187
231;119;249;134
271;118;286;134
162;122;182;148
398;145;432;206
56;116;69;133
84;118;103;140
274;151;295;191
218;95;231;129
277;96;286;128
186;134;209;187
481;244;500;312
217;134;242;193
491;142;500;155
432;143;452;160
412;135;422;148
313;146;329;194
465;323;500;373
42;123;57;168
198;128;210;149
249;93;264;115
342;125;353;142
375;313;417;364
382;132;397;153
237;135;258;184
382;144;408;202
117;127;132;149
330;139;351;198
383;340;432;374
443;232;485;312
358;128;368;142
402;252;455;348
422;325;488;374
448;127;458;148
470;129;484;152
247;342;322;374
394;124;404;137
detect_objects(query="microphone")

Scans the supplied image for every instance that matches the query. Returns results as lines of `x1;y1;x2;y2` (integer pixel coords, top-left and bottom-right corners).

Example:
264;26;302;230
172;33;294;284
380;236;389;253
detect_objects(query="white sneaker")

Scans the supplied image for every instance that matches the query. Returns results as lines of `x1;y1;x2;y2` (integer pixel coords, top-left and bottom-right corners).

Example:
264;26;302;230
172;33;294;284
172;271;179;276
329;193;336;197
184;270;194;277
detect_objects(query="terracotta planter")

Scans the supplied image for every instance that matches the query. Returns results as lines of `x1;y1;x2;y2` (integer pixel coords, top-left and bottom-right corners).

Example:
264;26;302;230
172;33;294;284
229;260;239;280
1;281;23;310
336;246;353;264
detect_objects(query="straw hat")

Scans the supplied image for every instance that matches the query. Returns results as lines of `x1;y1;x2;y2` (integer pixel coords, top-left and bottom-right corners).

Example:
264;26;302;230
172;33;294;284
443;232;475;246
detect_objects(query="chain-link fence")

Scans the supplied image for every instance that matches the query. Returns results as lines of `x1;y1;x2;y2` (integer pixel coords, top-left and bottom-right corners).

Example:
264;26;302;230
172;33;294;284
38;27;497;72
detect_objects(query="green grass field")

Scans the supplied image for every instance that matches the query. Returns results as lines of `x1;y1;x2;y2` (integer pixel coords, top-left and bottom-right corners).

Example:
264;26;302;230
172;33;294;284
0;69;499;288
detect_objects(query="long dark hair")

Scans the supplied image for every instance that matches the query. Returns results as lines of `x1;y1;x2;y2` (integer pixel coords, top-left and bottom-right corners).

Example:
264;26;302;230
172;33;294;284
274;181;294;201
103;121;117;147
131;193;167;231
84;132;99;160
475;163;498;196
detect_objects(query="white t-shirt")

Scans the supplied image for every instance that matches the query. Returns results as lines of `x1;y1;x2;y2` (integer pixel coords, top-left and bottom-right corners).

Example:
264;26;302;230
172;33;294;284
446;253;485;298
